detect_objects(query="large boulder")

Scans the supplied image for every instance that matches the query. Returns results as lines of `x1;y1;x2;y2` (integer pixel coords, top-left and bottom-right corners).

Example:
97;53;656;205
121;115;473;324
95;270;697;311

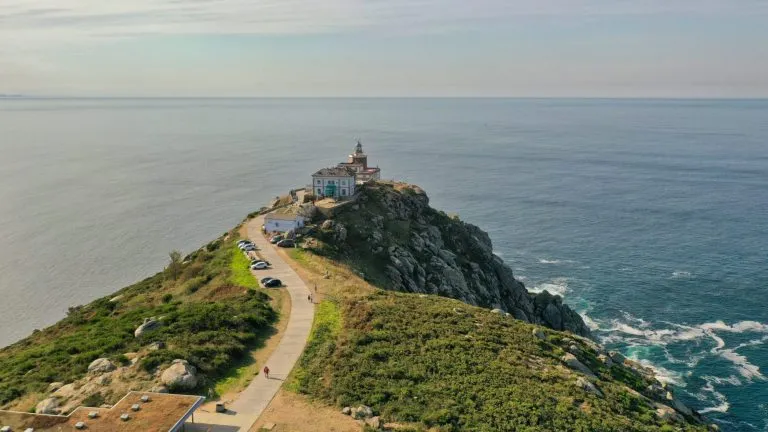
667;391;693;417
87;358;116;374
561;353;596;378
160;359;198;390
135;317;162;337
36;397;60;414
656;403;685;423
352;405;374;419
365;416;382;429
575;377;603;397
47;382;65;392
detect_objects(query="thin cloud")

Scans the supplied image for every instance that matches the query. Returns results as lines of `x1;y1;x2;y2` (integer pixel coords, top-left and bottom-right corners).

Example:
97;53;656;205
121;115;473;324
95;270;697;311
2;0;766;42
1;0;766;96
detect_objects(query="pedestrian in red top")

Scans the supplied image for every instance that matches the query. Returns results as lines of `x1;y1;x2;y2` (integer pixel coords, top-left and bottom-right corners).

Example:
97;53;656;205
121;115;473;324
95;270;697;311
263;366;270;379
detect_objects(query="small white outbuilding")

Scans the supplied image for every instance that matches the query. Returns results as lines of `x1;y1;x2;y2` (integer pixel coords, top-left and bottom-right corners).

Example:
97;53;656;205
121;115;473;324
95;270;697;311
264;211;306;233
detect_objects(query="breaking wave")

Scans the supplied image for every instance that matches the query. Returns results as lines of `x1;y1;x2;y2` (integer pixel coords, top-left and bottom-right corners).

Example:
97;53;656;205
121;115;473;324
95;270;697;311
529;277;569;296
589;313;768;421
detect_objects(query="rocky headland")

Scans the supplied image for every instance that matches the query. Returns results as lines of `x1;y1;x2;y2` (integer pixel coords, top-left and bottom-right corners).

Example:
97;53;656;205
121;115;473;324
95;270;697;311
303;181;591;337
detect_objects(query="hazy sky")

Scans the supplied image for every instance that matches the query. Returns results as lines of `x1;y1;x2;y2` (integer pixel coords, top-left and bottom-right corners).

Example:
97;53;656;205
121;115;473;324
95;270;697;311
2;0;768;97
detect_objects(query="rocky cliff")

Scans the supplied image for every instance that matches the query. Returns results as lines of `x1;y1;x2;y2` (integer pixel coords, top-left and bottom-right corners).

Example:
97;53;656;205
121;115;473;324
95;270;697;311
305;182;592;337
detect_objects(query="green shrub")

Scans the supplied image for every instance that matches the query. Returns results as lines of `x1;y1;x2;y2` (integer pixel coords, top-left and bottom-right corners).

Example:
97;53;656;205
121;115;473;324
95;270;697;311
82;392;105;407
182;276;207;294
113;354;130;366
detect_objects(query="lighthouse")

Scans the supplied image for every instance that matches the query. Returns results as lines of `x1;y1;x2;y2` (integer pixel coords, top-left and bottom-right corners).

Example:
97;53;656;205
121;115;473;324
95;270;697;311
338;141;381;184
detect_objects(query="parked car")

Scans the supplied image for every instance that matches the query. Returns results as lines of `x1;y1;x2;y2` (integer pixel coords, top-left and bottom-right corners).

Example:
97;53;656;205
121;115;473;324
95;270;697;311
276;239;295;248
237;240;250;245
251;259;270;266
238;242;254;250
243;245;257;252
250;262;269;270
263;278;282;288
260;277;273;285
269;235;283;244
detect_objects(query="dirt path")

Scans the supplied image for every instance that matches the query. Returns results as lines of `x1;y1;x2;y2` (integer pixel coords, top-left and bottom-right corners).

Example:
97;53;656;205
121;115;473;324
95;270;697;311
188;215;315;431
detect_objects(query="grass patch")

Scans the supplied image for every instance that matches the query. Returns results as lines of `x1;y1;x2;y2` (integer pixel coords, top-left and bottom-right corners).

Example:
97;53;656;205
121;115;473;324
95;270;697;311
209;326;279;398
288;300;341;392
229;242;259;289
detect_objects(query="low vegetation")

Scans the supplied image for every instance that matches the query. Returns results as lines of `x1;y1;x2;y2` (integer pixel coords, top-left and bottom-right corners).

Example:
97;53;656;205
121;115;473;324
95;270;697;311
290;291;707;432
0;231;276;408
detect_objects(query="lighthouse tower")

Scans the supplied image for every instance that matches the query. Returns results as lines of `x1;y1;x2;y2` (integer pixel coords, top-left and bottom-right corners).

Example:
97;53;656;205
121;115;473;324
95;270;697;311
337;140;381;183
348;141;368;168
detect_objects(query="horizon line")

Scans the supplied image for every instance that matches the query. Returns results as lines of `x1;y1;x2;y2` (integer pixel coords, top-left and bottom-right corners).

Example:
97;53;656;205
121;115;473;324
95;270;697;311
3;95;768;101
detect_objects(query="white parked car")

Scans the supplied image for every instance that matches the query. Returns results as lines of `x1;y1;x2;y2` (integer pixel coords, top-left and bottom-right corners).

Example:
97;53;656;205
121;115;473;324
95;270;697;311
250;262;269;270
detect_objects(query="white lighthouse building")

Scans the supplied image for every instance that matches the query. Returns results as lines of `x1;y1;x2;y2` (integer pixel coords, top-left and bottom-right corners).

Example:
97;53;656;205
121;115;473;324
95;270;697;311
310;141;382;199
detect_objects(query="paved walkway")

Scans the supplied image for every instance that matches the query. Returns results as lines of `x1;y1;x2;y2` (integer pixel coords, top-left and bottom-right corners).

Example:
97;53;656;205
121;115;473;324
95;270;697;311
189;214;315;431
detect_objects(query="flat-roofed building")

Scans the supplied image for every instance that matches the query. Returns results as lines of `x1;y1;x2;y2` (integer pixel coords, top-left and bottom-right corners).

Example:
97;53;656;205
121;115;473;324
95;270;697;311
0;392;203;432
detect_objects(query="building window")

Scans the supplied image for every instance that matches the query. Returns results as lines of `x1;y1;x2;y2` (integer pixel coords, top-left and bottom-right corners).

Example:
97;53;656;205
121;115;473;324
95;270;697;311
317;188;321;195
342;189;347;196
329;180;334;185
316;179;321;185
342;180;346;185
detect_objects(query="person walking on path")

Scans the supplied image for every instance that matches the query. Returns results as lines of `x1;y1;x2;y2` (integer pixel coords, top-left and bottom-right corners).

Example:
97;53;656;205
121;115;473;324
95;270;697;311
263;366;270;379
308;294;312;303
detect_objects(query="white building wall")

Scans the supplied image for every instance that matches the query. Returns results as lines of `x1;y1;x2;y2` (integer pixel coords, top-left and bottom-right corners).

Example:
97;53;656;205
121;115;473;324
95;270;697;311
264;216;305;233
311;175;356;198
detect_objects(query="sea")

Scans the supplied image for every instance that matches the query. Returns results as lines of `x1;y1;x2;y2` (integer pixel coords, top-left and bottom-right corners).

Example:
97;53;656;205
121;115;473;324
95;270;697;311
1;98;766;430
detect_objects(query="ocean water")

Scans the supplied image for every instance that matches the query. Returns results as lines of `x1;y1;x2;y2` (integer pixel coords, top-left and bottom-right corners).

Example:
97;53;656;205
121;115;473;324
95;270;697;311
1;98;767;430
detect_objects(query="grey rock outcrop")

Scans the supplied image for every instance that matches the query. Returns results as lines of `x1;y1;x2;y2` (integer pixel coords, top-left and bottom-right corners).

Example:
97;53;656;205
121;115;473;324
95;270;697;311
313;182;592;337
575;377;603;397
365;416;382;429
160;359;198;390
148;341;165;351
134;317;162;338
655;403;685;423
561;353;596;377
352;405;374;419
48;382;65;392
87;358;116;374
36;397;60;414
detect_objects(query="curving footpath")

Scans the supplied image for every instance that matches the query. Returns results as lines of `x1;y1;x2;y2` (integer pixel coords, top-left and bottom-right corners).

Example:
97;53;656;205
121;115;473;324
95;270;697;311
189;214;315;431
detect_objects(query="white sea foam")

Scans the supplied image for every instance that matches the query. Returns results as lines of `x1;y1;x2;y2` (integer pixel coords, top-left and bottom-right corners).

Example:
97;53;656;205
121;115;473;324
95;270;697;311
698;379;731;413
719;349;765;381
580;313;600;331
662;346;703;369
601;316;768;385
700;320;768;333
538;258;575;265
701;375;743;386
529;277;569;296
671;270;693;279
626;354;684;386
